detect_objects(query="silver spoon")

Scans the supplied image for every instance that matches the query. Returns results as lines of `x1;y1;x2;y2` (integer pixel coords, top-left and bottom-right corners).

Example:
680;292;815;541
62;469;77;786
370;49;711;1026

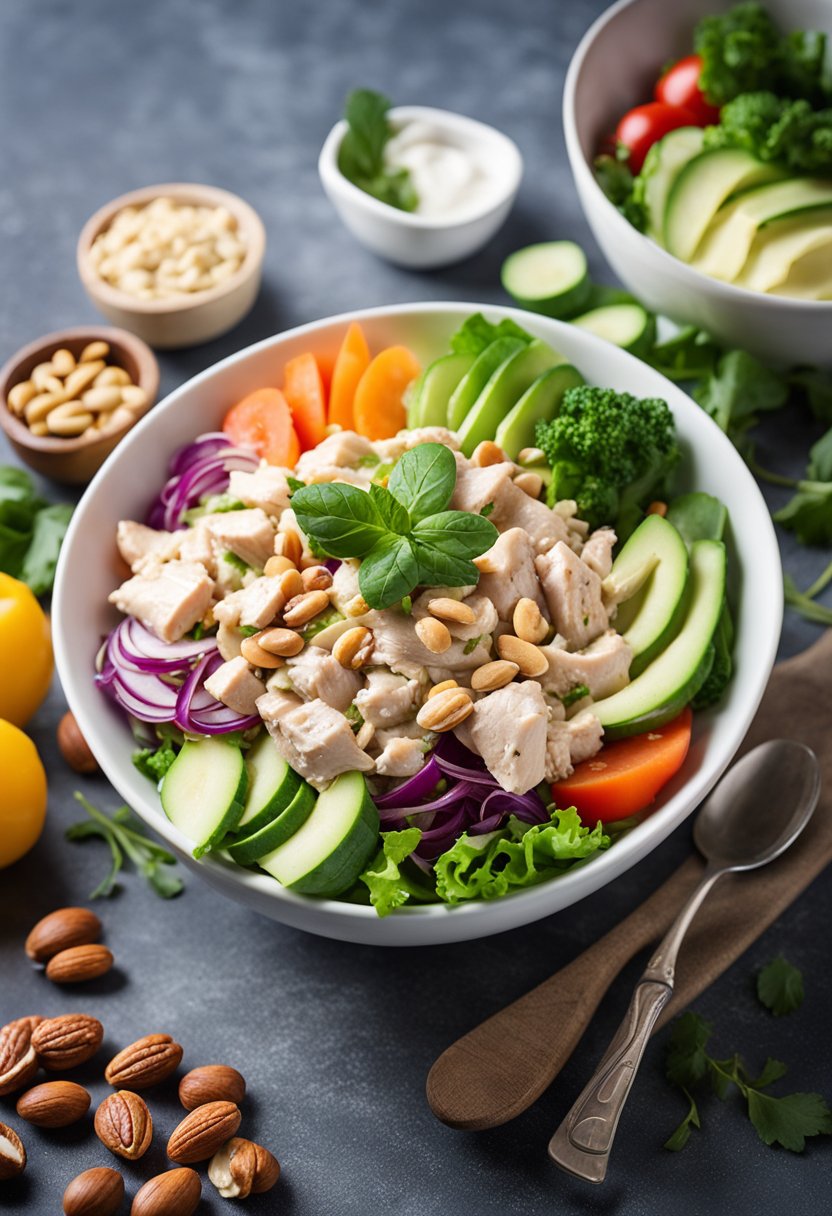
548;738;821;1184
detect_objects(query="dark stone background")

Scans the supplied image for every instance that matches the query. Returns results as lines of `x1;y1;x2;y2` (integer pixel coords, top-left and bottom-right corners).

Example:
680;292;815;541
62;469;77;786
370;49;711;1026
1;1;829;1212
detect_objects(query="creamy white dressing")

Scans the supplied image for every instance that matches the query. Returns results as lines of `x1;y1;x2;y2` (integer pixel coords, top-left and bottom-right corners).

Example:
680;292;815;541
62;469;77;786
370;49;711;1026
383;120;499;221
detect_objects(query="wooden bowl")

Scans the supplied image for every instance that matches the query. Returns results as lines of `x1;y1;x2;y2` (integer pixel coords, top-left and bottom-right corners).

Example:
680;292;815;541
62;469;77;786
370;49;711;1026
76;183;266;350
0;327;159;484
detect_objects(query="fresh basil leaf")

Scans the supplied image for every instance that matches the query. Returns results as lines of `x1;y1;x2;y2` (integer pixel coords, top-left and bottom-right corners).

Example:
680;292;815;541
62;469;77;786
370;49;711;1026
286;476;305;494
369;481;410;534
292;482;391;557
388;443;456;521
411;541;480;588
19;502;73;595
358;536;419;609
412;510;499;559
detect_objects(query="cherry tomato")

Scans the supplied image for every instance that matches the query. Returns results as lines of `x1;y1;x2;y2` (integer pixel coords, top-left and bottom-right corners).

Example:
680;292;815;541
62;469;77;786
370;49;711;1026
655;54;721;126
615;102;700;173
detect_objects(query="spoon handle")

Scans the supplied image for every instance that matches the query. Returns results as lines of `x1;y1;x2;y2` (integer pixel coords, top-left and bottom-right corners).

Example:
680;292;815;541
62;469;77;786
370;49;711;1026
548;865;722;1183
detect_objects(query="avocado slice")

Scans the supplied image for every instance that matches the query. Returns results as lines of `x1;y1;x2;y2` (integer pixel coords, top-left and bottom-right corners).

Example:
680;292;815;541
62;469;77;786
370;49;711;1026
607;514;690;677
408;352;475;429
446;336;527;431
457;339;564;457
494;364;584;459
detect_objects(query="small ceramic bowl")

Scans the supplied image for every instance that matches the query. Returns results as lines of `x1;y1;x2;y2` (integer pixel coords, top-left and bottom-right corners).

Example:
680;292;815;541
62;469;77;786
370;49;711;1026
0;326;159;484
319;105;523;269
77;183;266;350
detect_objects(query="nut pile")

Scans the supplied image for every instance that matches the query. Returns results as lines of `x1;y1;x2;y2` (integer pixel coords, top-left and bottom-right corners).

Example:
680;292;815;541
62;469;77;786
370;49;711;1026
0;906;280;1213
89;197;247;300
6;341;147;440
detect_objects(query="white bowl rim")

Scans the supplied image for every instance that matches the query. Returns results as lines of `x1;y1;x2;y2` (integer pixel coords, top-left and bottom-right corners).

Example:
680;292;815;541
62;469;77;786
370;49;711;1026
563;0;832;314
318;105;524;231
53;301;782;936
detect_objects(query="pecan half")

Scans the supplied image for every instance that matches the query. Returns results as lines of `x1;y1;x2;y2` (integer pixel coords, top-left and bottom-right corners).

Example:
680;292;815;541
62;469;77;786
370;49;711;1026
104;1033;183;1090
31;1013;103;1071
167;1100;241;1164
94;1090;153;1160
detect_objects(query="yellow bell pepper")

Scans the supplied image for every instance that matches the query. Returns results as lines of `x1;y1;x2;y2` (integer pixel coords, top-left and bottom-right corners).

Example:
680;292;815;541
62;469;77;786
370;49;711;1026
0;572;53;726
0;719;47;868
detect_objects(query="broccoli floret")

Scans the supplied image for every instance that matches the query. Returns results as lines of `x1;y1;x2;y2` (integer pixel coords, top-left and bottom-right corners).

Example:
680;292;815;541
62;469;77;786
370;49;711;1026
704;91;832;176
535;387;680;538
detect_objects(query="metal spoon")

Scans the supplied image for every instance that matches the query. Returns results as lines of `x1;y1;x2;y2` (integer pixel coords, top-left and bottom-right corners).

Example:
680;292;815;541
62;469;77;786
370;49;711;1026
548;738;821;1184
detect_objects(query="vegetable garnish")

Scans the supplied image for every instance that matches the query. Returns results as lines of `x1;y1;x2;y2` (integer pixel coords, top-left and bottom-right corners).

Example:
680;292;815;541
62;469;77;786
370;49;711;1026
337;88;418;212
66;792;184;900
704;91;832;176
757;956;805;1016
291;443;499;608
663;1011;832;1152
0;466;72;595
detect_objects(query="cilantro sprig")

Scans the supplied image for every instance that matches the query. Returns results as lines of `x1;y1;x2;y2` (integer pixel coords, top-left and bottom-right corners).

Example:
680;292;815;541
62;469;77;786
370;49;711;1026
66;792;184;900
291;444;498;609
337;89;418;213
757;956;805;1016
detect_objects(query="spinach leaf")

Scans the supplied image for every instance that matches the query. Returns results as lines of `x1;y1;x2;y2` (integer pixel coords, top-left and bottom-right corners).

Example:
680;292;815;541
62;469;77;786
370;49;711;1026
387;442;456;521
20;503;73;595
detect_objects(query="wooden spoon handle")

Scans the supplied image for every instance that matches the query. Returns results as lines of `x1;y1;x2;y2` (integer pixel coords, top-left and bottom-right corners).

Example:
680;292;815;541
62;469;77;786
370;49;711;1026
426;856;705;1131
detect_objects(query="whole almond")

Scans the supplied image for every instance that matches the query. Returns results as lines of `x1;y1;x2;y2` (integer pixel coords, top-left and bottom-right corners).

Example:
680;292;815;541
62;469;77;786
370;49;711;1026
167;1100;241;1164
0;1121;26;1180
178;1064;246;1110
46;944;114;985
16;1080;90;1127
57;711;99;774
32;1013;104;1071
131;1167;201;1216
63;1166;124;1216
94;1090;152;1160
105;1034;183;1090
25;907;101;962
208;1136;280;1198
0;1016;42;1095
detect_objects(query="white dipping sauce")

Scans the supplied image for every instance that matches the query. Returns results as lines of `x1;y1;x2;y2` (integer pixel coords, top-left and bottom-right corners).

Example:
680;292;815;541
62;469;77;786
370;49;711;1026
383;120;498;221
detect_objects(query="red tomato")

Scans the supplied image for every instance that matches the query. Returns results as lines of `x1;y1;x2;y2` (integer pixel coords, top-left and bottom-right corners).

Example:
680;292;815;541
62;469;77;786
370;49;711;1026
655;54;721;126
615;102;700;173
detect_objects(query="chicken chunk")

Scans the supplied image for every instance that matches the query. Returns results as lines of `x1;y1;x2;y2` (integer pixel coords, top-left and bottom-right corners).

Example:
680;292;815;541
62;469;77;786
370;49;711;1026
203;656;265;717
109;560;213;643
539;631;632;701
476;528;548;621
457;681;548;794
257;692;374;788
328;559;364;615
228;464;292;516
367;609;491;679
177;518;217;572
490;479;570;552
581;527;617;580
545;709;604;782
285;645;361;712
535;541;608;649
217;621;244;661
373;735;426;777
116;521;179;572
354;670;421;728
404;426;460;451
295;430;376;478
207;509;276;570
450;456;516;515
235;575;286;629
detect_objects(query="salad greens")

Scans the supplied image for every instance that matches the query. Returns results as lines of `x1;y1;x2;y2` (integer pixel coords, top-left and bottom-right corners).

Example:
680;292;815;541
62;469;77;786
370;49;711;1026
704;91;832;176
449;313;533;357
338;89;418;212
292;443;498;609
0;465;72;595
757;955;805;1016
66;792;184;899
359;827;433;916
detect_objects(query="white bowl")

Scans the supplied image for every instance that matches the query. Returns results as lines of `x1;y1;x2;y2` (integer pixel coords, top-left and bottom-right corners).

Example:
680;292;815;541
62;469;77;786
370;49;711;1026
53;303;782;946
318;106;523;269
564;0;832;366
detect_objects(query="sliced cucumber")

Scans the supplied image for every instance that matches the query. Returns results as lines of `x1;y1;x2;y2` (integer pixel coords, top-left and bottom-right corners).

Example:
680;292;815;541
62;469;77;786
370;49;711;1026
161;739;247;858
571;303;656;357
664;149;784;262
494;364;584;459
641;126;705;240
235;732;302;836
446;337;526;431
458;339;563;457
501;241;591;318
408;352;475;429
259;770;379;897
738;212;832;293
227;781;316;865
609;515;689;677
593;539;726;739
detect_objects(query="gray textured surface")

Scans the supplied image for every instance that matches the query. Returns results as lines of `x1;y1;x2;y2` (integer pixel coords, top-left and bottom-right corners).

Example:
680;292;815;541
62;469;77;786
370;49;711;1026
1;0;830;1212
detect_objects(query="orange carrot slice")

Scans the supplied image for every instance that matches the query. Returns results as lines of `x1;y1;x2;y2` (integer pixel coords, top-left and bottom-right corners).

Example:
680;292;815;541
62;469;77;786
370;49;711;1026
353;345;422;440
223;387;301;467
328;322;371;431
282;353;328;451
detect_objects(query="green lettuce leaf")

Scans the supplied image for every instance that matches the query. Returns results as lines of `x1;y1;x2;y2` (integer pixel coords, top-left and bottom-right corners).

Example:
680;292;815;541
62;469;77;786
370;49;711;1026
359;827;429;917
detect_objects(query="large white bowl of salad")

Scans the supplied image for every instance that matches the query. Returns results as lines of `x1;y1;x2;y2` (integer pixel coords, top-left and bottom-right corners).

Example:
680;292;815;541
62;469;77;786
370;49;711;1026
53;302;781;946
564;0;832;366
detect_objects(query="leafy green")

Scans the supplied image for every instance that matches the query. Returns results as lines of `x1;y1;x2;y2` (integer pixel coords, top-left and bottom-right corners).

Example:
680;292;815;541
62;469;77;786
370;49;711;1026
694;349;788;448
359;828;434;916
222;550;250;576
0;465;72;595
648;327;721;383
783;557;832;626
463;635;484;655
66;793;184;899
704;91;832;176
20;503;74;596
561;683;590;708
692;601;734;709
359;535;420;610
664;1090;702;1151
302;607;346;638
337;89;418;212
291;481;392;558
132;736;178;783
593;153;647;231
757;956;805;1016
286;476;305;494
388;442;455;521
449;313;533;358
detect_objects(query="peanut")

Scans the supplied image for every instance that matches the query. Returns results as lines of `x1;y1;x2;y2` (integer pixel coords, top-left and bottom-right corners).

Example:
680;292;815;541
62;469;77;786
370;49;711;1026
427;596;476;625
301;565;333;592
278;567;303;601
7;379;36;414
80;340;110;362
496;634;549;678
427;679;458;699
471;659;519;691
518;446;546;466
514;471;543;499
344;593;370;617
416;688;473;732
240;636;284;669
263;555;296;578
257;627;304;657
11;343;145;441
415;616;451;654
471;440;507;468
274;529;303;566
332;626;373;669
513;597;549;644
647;500;668;517
282;589;330;628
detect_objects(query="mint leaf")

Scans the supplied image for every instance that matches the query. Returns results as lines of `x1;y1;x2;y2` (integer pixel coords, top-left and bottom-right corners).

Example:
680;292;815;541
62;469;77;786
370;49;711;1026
292;481;391;558
757;956;805;1016
337;89;418;213
358;536;419;610
412;510;499;559
388;443;456;521
746;1090;832;1152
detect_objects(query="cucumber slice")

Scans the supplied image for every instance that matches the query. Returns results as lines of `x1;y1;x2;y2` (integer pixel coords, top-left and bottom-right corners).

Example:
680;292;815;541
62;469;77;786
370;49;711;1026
408;352;475;429
494;364;584;459
259;770;380;897
609;515;689;677
227;781;316;865
458;339;563;457
235;732;302;836
161;739;247;858
447;337;526;431
571;303;656;357
664;149;784;262
640;126;705;240
501;241;591;318
593;539;726;739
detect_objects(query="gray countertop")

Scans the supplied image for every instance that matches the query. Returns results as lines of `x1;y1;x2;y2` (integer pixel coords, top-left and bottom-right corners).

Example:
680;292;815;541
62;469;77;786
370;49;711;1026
1;0;829;1212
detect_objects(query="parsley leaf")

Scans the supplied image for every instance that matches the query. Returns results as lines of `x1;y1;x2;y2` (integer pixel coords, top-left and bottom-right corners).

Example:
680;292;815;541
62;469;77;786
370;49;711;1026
664;1089;702;1152
337;89;418;213
757;956;805;1016
0;465;72;595
746;1090;832;1152
666;1012;713;1090
694;349;788;445
67;793;184;900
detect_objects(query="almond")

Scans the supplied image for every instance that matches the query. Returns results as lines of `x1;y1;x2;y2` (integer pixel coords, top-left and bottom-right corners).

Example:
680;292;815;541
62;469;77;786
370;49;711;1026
0;1016;42;1095
46;944;114;985
57;711;99;774
167;1100;241;1163
105;1034;183;1090
94;1090;152;1160
32;1014;104;1071
16;1080;90;1127
0;1121;26;1180
25;907;101;962
62;1166;124;1216
208;1136;280;1198
178;1064;246;1110
131;1167;201;1216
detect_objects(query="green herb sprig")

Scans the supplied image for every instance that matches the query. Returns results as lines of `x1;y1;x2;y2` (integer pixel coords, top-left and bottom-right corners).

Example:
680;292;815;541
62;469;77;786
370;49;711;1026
66;792;184;899
0;466;73;595
338;89;418;212
757;955;805;1016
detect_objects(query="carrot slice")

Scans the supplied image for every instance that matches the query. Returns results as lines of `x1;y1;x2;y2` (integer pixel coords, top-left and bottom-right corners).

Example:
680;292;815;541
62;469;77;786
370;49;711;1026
328;322;371;430
282;353;328;451
353;345;422;441
222;387;301;467
551;707;693;823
